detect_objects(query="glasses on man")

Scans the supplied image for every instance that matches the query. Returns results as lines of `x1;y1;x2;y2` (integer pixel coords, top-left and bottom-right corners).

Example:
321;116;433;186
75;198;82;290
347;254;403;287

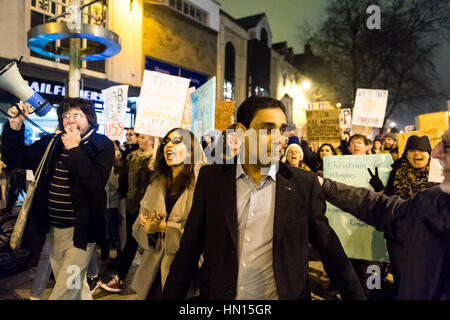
62;112;84;120
162;136;183;146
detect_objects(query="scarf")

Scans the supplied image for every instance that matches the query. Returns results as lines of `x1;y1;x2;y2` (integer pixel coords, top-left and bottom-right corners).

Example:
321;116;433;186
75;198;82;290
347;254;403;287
393;158;436;199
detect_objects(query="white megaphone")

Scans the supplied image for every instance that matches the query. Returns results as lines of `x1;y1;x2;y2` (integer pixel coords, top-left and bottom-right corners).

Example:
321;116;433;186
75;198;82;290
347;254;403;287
0;59;52;117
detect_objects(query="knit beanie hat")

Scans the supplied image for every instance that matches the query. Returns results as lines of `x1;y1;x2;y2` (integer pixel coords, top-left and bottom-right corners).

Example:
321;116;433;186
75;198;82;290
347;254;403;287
285;143;304;160
383;132;397;142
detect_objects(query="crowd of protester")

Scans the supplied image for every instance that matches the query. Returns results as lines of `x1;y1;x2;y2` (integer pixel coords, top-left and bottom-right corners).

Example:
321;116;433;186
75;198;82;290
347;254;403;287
0;95;448;301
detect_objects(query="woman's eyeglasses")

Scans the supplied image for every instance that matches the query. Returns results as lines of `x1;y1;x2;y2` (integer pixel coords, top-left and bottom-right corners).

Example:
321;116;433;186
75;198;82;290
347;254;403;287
162;136;183;146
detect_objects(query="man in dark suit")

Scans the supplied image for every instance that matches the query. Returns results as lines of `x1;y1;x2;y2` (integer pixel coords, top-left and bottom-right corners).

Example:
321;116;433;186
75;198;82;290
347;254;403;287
163;96;365;300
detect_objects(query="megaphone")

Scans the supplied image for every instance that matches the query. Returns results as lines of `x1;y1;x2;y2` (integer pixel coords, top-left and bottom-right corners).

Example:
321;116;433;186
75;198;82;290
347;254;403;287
0;59;53;117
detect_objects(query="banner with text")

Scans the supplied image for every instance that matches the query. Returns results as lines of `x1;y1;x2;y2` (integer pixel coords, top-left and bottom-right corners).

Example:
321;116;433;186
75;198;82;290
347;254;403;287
352;89;388;128
323;154;393;262
215;101;235;131
102;85;129;140
306;109;341;142
191;77;216;139
134;71;190;137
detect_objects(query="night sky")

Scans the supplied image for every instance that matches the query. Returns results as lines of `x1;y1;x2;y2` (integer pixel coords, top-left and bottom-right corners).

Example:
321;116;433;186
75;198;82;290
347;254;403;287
219;0;450;128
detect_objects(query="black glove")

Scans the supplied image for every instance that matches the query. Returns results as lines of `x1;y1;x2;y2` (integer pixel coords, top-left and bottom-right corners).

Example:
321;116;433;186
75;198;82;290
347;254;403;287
367;167;384;192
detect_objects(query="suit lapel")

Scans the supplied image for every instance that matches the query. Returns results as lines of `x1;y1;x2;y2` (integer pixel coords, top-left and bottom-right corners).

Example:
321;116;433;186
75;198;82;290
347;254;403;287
220;164;239;248
273;164;295;252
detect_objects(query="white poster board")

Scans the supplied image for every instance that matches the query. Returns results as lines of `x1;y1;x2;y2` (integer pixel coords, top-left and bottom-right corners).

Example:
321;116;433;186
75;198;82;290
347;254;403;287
102;85;129;140
429;157;444;183
134;70;190;137
352;89;388;128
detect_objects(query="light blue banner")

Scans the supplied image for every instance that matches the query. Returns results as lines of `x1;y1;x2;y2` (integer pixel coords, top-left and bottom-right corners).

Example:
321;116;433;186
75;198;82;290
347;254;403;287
191;77;216;138
323;154;393;262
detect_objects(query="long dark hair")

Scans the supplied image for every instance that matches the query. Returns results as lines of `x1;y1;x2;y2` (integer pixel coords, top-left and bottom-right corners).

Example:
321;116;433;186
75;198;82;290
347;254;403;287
318;143;337;157
152;128;203;195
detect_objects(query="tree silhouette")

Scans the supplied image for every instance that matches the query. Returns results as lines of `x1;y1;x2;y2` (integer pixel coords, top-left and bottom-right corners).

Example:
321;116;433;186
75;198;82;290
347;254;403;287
302;0;450;131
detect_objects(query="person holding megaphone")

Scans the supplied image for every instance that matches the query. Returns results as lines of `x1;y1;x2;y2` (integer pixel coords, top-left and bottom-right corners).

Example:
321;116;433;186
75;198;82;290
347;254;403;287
1;98;115;300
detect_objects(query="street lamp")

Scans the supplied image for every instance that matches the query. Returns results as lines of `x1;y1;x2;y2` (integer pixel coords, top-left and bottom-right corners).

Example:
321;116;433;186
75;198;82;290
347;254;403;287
301;80;311;90
390;122;396;128
336;103;342;108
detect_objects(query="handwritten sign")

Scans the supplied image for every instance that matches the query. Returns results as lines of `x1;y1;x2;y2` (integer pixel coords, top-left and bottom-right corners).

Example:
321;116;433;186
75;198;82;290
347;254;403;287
134;71;190;137
352;89;388;128
340;108;352;131
102;85;129;140
397;128;446;158
323;154;394;262
215;101;235;131
191;77;216;138
307;101;331;110
305;109;341;142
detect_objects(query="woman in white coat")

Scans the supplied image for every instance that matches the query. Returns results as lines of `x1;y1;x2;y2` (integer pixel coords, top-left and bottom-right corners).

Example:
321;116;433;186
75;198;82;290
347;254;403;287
131;128;203;300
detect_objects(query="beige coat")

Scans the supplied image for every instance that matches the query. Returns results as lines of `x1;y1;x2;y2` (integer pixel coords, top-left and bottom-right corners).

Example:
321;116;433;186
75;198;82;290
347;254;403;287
131;167;200;299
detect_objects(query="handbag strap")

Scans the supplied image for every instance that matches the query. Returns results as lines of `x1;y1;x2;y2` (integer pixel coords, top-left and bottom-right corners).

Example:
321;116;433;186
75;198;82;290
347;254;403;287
32;136;56;184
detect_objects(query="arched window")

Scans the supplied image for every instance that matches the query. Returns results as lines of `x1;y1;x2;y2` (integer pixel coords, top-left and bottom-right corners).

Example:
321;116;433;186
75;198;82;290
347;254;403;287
224;42;235;100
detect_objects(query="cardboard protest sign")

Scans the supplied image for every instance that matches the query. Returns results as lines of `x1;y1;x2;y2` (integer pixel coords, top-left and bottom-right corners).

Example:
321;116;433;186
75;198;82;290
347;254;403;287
429;157;444;183
215;101;235;131
397;128;446;158
181;87;195;130
102;85;129;140
352;89;389;128
134;71;190;137
305;109;341;142
323;154;393;262
339;108;352;131
415;111;450;130
307;101;331;110
191;77;216;139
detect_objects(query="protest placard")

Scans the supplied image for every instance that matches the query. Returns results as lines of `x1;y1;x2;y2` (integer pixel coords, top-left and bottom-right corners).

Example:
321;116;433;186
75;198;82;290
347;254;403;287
415;111;450;130
181;87;195;130
323;154;393;262
134;71;190;137
191;77;216;138
352;89;388;128
102;85;129;140
305;109;341;142
429;157;444;183
307;101;331;110
215;101;235;131
339;108;352;131
397;127;446;157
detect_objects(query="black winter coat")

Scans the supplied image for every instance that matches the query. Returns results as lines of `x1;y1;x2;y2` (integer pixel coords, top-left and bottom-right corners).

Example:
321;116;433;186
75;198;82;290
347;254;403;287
1;122;115;253
323;178;450;299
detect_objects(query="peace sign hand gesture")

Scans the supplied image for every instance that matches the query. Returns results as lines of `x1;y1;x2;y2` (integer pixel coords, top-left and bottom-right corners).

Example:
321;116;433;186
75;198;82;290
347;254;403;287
367;167;385;192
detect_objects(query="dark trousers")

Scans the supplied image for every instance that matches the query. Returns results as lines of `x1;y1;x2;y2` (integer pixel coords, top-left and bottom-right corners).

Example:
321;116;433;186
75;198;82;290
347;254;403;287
116;211;138;280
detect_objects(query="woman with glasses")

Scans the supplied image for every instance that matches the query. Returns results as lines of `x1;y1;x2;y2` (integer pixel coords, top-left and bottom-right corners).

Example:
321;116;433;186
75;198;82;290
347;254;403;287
130;128;204;300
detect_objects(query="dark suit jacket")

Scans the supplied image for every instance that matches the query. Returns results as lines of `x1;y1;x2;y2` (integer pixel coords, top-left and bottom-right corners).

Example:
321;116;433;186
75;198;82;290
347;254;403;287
163;162;365;300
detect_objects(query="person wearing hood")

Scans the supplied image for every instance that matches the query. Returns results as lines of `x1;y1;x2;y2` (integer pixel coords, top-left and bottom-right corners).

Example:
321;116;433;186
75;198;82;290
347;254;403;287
1;98;114;300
